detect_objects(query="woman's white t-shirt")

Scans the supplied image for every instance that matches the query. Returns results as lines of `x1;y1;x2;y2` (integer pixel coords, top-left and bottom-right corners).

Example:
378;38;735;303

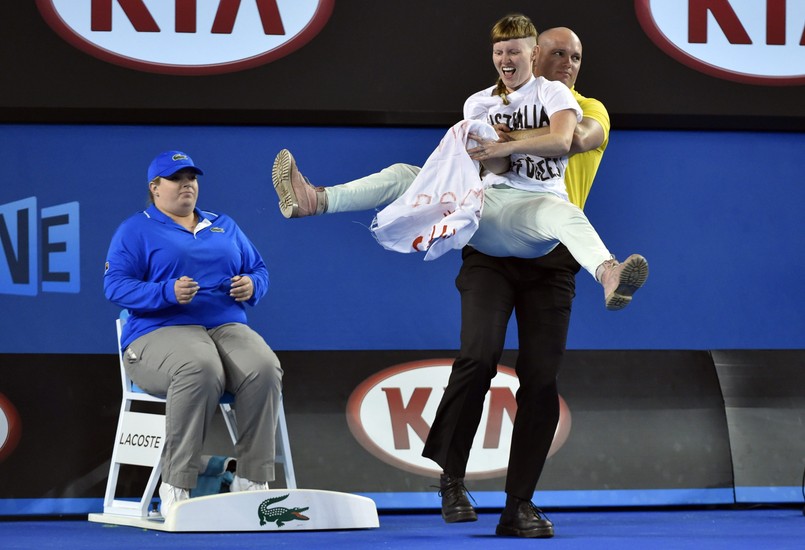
463;76;583;200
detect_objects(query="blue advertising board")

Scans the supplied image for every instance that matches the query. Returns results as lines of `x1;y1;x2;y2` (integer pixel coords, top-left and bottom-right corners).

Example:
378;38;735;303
1;124;803;353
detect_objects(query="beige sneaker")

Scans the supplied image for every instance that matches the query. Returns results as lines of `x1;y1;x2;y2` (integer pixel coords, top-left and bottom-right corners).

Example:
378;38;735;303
158;481;189;517
230;474;269;492
597;254;649;311
271;149;327;218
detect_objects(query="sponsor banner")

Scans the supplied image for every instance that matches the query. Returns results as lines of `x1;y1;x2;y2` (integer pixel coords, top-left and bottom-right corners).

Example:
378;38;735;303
0;2;801;128
36;0;335;75
0;197;81;297
635;0;805;85
346;360;571;480
3;349;804;514
272;349;734;494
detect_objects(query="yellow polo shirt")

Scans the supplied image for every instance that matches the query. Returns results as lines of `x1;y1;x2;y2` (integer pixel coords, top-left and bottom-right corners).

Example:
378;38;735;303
566;89;610;210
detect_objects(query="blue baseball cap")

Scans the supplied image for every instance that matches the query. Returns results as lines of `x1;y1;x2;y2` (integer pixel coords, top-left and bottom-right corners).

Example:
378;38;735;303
147;150;204;182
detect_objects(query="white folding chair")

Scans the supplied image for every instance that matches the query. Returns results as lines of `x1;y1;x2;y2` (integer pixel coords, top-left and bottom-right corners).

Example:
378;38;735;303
99;313;296;519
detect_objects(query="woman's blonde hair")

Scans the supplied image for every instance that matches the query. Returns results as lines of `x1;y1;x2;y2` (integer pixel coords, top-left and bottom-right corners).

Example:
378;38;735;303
490;14;538;105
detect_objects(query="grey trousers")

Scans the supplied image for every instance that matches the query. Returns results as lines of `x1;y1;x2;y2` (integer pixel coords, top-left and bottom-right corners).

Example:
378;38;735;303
123;323;283;489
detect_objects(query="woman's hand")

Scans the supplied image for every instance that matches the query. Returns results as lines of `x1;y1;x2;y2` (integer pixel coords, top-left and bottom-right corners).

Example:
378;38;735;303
467;133;510;160
174;276;199;304
230;275;254;302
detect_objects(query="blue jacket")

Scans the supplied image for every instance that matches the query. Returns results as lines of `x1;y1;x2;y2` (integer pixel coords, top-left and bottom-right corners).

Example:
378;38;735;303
104;205;269;349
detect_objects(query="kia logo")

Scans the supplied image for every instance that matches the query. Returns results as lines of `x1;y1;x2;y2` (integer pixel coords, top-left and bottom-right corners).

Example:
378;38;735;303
346;360;572;479
635;0;805;85
0;393;22;463
36;0;335;75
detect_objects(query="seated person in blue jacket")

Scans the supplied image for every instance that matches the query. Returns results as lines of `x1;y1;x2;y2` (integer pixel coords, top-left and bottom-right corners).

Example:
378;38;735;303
104;150;283;517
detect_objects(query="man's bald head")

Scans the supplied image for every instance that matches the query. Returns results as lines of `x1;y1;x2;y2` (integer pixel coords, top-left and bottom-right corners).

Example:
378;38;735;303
534;27;583;89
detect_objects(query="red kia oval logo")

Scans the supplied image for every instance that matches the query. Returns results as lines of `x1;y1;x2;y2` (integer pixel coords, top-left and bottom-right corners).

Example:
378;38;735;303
36;0;335;75
635;0;805;85
0;393;22;463
346;360;572;479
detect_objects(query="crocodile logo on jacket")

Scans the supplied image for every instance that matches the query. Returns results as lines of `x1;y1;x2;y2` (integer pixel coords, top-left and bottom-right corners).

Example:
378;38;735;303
257;494;310;527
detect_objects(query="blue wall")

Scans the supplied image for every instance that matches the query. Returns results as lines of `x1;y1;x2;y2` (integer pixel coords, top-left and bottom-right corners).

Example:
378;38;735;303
1;124;803;353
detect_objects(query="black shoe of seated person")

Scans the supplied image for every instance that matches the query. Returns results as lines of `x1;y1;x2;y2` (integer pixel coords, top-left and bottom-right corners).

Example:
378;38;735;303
495;495;554;538
438;473;477;523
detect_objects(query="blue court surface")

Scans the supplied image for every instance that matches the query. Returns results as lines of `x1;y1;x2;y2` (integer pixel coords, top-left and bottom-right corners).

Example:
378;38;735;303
2;507;804;550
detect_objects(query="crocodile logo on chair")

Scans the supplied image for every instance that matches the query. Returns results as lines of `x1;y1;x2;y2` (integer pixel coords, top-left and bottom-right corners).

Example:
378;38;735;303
257;494;310;527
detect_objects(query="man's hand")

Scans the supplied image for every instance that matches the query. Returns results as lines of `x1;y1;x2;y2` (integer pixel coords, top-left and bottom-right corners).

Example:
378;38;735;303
230;275;254;302
493;123;514;142
174;276;199;304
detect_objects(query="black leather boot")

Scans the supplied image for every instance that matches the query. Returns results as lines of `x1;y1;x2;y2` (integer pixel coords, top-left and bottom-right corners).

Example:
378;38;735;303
438;473;477;523
495;495;554;538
